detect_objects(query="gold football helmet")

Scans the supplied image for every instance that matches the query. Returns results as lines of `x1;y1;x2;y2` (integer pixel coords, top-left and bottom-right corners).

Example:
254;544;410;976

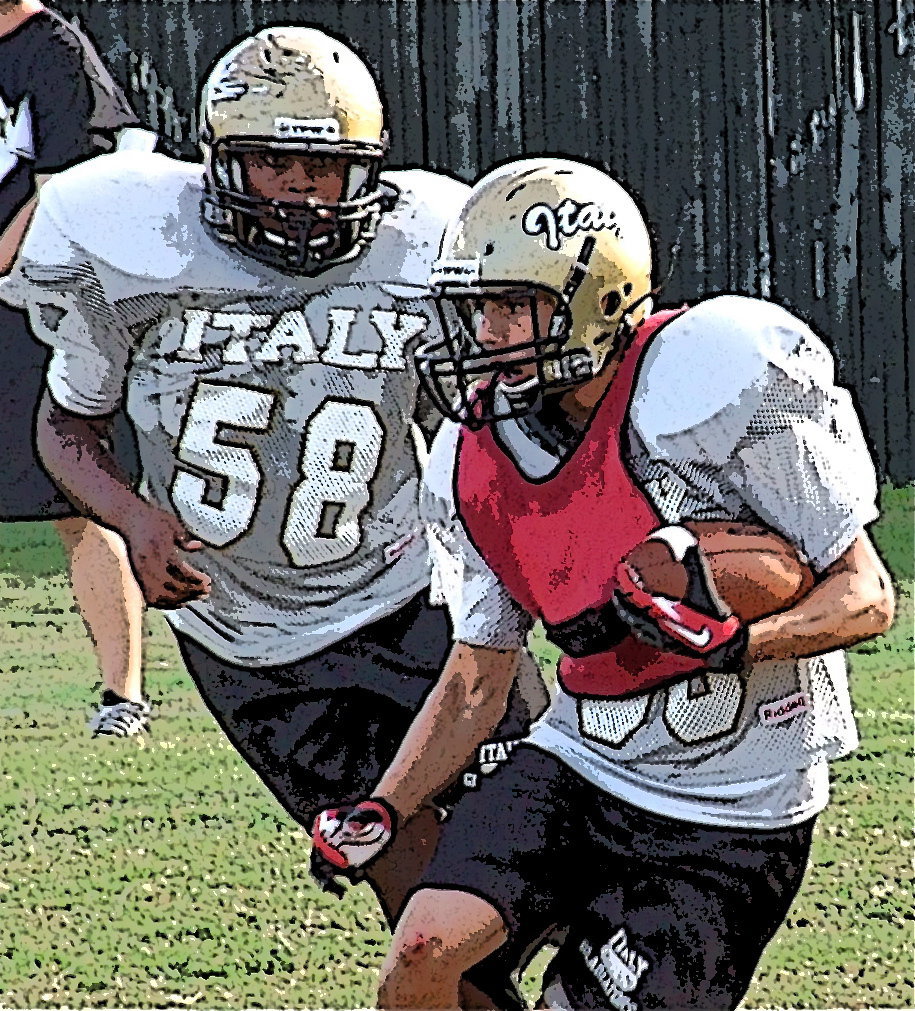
199;26;393;273
417;157;654;424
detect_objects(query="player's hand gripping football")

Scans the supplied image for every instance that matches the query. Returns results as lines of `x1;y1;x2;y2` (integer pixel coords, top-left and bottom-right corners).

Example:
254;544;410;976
121;502;211;609
310;799;397;897
612;526;749;673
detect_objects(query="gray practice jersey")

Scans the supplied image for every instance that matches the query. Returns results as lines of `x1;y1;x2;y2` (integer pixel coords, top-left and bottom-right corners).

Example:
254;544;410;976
423;296;879;829
1;150;470;665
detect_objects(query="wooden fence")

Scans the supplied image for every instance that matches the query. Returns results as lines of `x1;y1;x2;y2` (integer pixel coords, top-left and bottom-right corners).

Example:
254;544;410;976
54;0;915;482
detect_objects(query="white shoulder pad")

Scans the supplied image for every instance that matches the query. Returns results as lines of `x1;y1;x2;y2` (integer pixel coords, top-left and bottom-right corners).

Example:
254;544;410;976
382;168;471;228
631;295;819;444
376;169;472;283
36;150;206;281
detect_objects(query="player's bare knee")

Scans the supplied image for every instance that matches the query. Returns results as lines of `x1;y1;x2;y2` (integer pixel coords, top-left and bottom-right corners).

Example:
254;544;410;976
378;932;461;1007
391;930;447;972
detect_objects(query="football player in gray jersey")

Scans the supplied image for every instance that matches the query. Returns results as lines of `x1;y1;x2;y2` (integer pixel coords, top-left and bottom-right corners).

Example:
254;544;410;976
0;28;545;1006
310;159;896;1010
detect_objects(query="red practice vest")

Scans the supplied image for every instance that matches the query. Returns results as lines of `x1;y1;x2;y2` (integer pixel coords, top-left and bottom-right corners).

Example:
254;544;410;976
456;309;705;698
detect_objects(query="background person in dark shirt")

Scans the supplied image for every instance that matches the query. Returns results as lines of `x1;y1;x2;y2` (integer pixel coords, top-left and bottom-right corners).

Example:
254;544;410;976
0;0;151;736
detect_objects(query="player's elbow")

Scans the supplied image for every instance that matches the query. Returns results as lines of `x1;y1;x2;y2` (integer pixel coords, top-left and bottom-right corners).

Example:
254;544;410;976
451;645;517;723
847;565;896;640
861;571;895;636
461;679;501;721
827;536;897;642
456;672;502;722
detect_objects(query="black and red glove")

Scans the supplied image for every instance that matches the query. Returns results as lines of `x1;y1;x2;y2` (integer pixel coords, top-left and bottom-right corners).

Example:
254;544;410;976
310;798;397;897
612;529;749;674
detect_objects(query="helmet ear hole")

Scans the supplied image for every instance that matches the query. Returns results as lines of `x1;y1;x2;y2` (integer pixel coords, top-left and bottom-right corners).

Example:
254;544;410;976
601;290;622;320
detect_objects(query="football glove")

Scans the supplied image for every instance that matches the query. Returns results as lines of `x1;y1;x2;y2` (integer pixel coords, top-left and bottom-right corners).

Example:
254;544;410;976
310;798;397;897
612;529;749;674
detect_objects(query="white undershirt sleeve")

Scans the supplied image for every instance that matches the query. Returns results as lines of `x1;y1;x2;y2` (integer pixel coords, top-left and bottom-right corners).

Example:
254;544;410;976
422;422;533;649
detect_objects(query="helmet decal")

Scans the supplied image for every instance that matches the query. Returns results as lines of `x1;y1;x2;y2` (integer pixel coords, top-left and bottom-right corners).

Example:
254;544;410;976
208;72;249;104
522;199;623;251
273;117;341;142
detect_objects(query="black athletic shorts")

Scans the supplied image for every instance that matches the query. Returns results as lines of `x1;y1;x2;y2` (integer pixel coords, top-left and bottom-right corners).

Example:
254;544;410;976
175;593;541;829
418;744;815;1011
177;595;545;1011
0;308;140;520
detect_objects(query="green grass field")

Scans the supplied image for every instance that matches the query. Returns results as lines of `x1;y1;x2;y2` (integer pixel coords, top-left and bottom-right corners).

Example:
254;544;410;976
0;488;911;1010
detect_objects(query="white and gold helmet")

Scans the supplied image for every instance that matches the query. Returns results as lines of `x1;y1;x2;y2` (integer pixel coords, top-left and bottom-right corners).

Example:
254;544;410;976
199;26;394;273
417;157;654;425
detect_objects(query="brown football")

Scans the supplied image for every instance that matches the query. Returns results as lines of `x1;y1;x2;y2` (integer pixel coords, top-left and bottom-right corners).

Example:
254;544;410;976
623;522;815;623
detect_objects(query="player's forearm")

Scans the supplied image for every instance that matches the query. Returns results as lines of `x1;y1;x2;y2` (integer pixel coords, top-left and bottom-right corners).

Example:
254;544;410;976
374;643;520;821
36;392;141;532
747;535;895;662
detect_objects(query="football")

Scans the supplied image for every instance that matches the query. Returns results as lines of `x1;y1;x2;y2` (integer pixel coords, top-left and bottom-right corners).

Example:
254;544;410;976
622;521;815;623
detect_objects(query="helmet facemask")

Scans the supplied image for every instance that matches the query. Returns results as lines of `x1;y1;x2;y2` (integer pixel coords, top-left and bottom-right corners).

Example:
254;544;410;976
204;140;391;274
418;239;614;428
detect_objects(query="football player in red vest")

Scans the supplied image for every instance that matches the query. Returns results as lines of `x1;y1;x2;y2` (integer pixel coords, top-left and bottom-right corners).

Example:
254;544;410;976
311;158;895;1010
